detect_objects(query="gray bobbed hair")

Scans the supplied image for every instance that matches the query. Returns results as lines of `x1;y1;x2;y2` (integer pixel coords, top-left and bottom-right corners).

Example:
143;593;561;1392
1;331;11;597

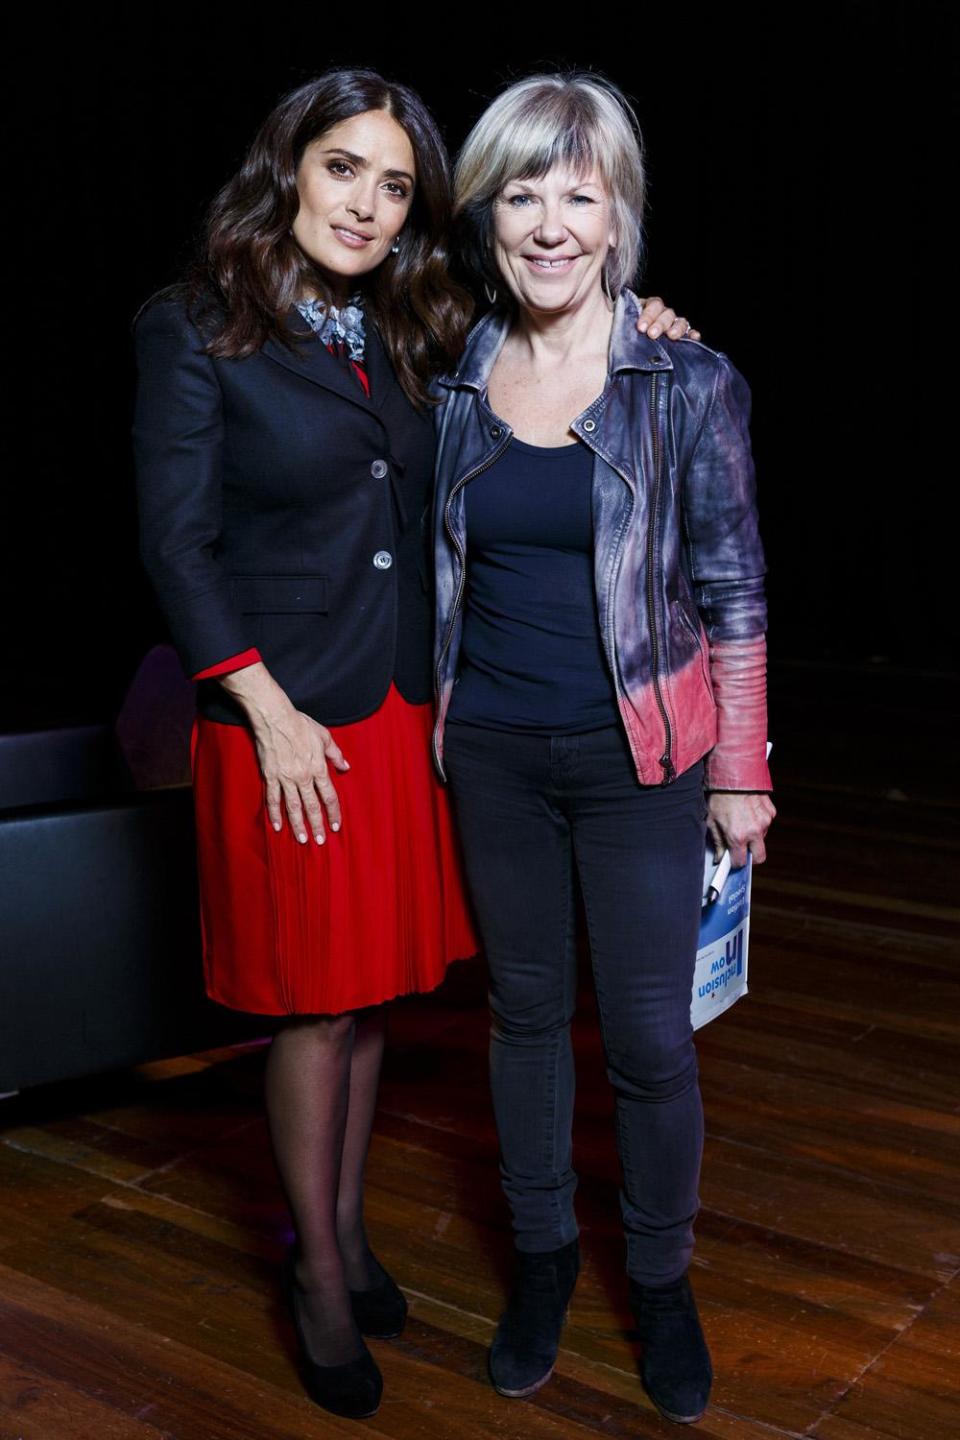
453;72;647;300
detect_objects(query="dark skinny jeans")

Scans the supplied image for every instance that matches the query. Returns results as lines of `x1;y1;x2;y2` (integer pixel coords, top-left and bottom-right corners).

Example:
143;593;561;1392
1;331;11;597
443;721;707;1286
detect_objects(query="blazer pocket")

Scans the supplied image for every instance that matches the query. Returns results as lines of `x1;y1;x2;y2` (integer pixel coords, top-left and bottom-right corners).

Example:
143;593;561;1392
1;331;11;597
230;574;328;614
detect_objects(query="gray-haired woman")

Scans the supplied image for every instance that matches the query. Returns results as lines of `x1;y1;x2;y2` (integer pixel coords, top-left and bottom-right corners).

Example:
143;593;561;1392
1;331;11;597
433;73;775;1425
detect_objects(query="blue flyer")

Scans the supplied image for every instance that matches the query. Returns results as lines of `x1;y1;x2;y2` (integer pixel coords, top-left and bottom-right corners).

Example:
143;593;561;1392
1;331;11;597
691;851;752;1030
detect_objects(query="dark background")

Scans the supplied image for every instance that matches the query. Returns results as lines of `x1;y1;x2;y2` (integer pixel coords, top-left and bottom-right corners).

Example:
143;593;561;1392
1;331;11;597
4;3;955;732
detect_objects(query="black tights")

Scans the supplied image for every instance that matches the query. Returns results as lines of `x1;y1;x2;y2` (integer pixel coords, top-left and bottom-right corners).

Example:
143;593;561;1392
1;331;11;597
264;1005;388;1365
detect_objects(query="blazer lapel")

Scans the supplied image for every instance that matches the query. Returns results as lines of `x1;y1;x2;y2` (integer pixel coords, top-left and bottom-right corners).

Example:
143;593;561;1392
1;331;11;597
261;308;378;414
360;321;394;414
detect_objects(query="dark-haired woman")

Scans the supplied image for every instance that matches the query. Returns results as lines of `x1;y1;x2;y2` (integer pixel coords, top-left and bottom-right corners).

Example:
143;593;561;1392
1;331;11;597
133;68;692;1420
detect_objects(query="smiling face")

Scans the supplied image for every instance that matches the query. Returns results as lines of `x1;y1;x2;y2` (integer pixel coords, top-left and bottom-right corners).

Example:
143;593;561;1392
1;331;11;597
293;109;416;300
491;164;617;315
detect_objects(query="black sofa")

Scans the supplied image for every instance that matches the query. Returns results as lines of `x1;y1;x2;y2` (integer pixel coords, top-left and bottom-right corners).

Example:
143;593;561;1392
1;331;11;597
0;648;262;1094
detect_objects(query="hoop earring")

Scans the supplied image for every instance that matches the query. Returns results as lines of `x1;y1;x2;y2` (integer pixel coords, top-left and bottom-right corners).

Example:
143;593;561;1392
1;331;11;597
484;282;498;304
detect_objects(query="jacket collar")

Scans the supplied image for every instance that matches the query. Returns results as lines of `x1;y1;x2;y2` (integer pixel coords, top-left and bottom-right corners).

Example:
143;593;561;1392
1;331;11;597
262;307;388;415
439;288;674;392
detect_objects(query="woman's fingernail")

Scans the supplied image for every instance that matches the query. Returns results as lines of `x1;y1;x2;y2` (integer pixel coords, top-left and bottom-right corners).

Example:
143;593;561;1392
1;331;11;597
315;833;325;845
298;832;307;844
331;821;340;832
273;821;281;832
638;321;648;332
650;326;660;338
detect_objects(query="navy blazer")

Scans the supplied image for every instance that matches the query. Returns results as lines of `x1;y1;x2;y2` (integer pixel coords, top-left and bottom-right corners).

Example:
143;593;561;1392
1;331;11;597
133;296;436;727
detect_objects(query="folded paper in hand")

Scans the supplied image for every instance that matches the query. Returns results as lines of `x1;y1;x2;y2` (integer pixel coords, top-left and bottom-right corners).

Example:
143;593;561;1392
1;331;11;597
691;849;752;1030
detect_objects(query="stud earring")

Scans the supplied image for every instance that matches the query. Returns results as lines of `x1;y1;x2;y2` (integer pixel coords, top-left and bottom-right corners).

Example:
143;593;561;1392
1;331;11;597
391;237;401;255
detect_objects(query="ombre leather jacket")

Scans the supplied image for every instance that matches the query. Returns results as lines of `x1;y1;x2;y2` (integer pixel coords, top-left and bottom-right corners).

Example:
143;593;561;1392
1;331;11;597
431;290;772;792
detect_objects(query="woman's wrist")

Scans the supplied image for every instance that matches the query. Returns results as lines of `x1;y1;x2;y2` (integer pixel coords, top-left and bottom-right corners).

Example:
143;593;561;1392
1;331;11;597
218;661;294;735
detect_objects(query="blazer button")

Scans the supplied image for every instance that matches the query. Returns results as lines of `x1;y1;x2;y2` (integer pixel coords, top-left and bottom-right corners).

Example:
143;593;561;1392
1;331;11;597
373;550;393;570
583;419;596;432
370;459;389;479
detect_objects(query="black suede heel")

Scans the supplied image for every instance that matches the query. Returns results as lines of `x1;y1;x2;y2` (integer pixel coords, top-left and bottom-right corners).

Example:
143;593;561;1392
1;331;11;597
489;1238;580;1398
281;1248;383;1419
350;1264;408;1339
629;1272;713;1424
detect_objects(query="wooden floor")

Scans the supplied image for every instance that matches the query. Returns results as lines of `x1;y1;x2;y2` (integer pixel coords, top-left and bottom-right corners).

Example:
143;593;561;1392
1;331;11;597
2;661;959;1438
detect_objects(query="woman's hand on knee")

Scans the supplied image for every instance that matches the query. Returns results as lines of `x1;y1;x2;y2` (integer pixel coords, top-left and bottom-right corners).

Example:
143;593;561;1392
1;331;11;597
706;792;776;868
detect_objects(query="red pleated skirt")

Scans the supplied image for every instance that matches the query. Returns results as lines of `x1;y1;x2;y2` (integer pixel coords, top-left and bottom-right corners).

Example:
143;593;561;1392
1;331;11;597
190;684;478;1015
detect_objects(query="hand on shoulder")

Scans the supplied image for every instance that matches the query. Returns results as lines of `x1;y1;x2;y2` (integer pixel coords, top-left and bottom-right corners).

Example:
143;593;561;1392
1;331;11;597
634;295;700;342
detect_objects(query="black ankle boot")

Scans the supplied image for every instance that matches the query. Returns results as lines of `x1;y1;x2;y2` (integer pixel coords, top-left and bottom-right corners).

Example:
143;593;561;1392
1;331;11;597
281;1248;383;1419
350;1262;408;1339
489;1238;580;1398
629;1272;713;1424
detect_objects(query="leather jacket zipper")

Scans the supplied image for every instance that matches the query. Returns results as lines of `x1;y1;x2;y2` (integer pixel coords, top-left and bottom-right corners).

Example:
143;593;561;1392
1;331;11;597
432;428;512;771
646;374;675;783
604;498;634;720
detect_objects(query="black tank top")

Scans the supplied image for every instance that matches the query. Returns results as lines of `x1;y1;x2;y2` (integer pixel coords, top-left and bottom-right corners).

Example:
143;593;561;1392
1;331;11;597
447;435;619;734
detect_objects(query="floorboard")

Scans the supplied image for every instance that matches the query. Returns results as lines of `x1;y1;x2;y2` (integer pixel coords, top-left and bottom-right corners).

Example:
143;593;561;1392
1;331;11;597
2;661;957;1437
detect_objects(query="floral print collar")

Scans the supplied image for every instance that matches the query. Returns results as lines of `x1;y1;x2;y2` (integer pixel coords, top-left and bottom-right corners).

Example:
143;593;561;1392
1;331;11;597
295;294;366;363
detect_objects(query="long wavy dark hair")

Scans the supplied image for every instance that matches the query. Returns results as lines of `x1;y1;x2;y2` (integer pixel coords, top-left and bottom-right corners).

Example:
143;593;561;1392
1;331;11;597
190;69;473;407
